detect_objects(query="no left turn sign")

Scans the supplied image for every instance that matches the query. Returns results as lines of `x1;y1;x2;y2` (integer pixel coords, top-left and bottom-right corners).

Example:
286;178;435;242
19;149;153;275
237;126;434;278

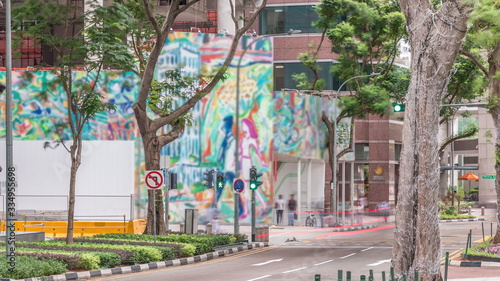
145;170;163;189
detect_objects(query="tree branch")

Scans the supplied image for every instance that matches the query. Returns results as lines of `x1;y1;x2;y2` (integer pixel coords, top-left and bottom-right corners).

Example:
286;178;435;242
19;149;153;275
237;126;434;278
459;49;489;77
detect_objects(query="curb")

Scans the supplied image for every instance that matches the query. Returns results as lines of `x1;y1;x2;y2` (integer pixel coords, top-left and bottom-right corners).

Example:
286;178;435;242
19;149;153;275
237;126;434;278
440;218;485;223
449;260;500;268
3;242;269;281
332;225;377;232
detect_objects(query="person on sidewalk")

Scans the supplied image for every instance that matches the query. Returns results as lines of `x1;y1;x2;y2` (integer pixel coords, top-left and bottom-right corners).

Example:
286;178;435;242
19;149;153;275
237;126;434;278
287;194;297;226
275;194;285;225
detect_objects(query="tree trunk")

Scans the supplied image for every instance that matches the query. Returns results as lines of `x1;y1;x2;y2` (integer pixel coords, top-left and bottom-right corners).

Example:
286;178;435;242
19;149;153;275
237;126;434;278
323;112;337;213
66;139;82;244
142;133;167;235
394;0;470;280
489;43;500;244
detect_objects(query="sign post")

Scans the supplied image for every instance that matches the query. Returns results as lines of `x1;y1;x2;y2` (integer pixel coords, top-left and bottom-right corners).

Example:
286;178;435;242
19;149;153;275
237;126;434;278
145;170;163;243
233;179;244;235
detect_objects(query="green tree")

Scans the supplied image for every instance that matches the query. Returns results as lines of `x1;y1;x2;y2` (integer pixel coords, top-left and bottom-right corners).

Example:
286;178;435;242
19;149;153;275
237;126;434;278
458;0;500;244
293;0;406;212
127;0;267;235
12;0;136;244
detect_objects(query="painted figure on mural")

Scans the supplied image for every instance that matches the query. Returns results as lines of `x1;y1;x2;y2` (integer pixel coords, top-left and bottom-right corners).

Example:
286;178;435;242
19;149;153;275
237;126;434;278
240;118;265;168
217;116;246;218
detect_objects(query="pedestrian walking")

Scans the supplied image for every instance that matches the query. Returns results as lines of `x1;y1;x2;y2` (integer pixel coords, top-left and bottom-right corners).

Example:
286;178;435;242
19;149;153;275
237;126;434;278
274;194;285;225
287;194;297;226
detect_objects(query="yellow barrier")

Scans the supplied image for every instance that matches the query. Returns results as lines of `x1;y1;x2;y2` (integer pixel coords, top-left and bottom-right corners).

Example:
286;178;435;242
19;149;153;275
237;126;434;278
0;220;147;238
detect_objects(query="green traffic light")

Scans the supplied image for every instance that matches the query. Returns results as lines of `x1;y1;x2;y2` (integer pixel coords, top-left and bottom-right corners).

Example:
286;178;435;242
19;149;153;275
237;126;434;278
393;103;405;112
250;183;256;190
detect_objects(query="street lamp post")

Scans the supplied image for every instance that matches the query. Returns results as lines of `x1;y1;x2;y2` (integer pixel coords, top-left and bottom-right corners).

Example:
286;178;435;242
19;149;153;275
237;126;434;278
234;29;300;235
331;72;380;225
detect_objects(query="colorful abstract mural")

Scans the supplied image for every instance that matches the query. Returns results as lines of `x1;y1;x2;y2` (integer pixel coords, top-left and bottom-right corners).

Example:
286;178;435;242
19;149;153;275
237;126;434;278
0;70;139;140
160;33;274;224
273;91;328;159
0;32;334;225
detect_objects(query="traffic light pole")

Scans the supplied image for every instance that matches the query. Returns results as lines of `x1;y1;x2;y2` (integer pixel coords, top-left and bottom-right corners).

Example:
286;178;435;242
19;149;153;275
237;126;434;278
251;189;256;242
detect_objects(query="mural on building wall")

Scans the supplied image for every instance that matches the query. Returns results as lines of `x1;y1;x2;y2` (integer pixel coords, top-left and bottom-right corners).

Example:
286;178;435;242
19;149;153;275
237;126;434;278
0;32;333;225
0;70;139;140
273;91;326;159
160;33;274;224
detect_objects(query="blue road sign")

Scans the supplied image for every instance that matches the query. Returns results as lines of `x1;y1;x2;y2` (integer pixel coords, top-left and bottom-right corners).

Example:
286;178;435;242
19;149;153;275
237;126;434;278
233;179;244;193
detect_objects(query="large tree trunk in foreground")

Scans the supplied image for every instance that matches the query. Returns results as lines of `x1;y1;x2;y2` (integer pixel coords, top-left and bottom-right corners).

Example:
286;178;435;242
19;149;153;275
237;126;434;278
489;43;500;244
394;0;470;280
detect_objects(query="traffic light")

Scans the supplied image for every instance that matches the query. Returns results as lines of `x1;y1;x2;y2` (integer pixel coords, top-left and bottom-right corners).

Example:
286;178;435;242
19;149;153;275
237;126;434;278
249;166;263;190
203;170;213;189
393;103;405;112
169;172;177;190
216;172;224;189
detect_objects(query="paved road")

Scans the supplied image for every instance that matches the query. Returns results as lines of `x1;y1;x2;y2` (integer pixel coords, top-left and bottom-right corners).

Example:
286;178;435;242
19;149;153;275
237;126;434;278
92;208;499;281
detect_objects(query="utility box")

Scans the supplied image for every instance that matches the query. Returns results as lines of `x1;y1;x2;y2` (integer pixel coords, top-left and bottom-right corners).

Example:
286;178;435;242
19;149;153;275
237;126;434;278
184;208;199;234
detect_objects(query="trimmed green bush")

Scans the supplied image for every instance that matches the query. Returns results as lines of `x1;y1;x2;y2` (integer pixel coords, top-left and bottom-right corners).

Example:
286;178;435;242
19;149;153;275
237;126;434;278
28;240;162;264
0;255;67;279
93;233;237;255
463;238;500;258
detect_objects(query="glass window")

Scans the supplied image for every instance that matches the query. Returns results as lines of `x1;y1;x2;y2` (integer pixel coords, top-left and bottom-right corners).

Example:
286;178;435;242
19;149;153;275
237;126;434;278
274;62;341;91
260;5;320;34
355;143;369;160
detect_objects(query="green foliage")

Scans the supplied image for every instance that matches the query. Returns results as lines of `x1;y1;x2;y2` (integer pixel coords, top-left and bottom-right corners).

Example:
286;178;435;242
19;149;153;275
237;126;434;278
0;255;67;279
93;233;237;255
440;213;475;220
149;68;203;126
78;253;101;270
29;240;162;264
463;238;500;258
340;84;391;118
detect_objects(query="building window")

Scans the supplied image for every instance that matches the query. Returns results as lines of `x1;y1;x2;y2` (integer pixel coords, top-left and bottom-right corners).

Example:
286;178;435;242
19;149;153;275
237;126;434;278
355;143;369;160
260;5;319;34
394;144;401;161
274;62;342;91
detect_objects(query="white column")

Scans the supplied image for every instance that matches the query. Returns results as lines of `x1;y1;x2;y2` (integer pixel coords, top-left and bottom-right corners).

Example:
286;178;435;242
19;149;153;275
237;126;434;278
297;159;302;225
351;161;354;225
307;160;312;212
342;161;346;225
217;0;242;35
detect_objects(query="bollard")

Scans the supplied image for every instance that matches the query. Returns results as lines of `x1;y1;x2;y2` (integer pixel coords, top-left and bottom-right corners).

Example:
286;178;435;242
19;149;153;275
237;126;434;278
444;252;449;281
338;270;343;281
360;275;366;281
206;223;212;234
180;223;185;233
468;206;472;215
315;274;321;281
481;206;485;216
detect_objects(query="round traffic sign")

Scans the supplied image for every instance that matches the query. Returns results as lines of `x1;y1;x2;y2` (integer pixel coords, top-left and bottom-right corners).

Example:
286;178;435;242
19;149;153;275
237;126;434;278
233;179;244;193
145;170;164;189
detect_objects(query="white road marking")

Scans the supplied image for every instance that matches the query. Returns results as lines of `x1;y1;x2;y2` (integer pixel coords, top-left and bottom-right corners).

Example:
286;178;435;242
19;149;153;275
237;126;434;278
247;275;271;281
282;267;307;273
361;247;374;252
314;259;334;266
251;259;284;266
367;259;391;266
340;253;356;259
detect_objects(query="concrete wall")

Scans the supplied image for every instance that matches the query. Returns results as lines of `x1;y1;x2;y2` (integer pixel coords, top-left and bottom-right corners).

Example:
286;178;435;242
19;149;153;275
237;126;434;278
0;140;135;220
